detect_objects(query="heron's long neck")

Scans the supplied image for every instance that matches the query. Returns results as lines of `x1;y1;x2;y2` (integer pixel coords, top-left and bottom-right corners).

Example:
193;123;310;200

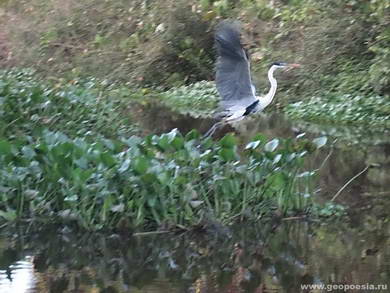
259;65;277;109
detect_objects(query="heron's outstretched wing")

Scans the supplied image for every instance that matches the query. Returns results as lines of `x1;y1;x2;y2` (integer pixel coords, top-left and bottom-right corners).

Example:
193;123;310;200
215;21;257;112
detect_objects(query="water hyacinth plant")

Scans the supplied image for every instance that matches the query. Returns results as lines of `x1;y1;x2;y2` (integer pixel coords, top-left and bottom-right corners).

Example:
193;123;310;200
286;94;390;127
0;127;324;230
160;81;219;117
0;69;135;141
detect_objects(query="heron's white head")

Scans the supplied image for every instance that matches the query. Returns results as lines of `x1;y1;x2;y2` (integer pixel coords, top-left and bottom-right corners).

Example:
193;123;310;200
271;62;301;71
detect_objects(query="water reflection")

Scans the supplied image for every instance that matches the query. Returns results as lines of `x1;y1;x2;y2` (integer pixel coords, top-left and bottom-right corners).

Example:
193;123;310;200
130;101;293;139
0;256;36;292
0;219;388;292
130;101;227;137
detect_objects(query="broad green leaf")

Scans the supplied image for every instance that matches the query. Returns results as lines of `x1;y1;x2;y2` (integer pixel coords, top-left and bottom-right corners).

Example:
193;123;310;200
185;129;200;141
171;137;184;150
218;148;236;161
166;128;179;142
157;135;170;151
147;195;157;208
174;175;187;185
100;152;116;167
245;140;261;150
64;194;78;202
73;168;93;183
138;144;155;158
264;138;279;152
102;139;115;151
133;156;149;175
74;157;88;169
80;169;93;182
297;171;315;177
219;134;237;148
141;173;157;183
22;146;35;160
157;172;170;185
0;140;12;156
268;172;286;189
25;189;39;197
190;200;203;208
59;142;74;155
0;209;17;221
123;136;142;147
111;203;125;213
252;133;267;143
118;158;131;173
273;154;282;165
312;136;327;148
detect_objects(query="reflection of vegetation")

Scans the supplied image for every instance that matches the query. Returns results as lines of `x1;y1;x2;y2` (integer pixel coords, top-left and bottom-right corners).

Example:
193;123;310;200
0;219;388;292
0;70;326;230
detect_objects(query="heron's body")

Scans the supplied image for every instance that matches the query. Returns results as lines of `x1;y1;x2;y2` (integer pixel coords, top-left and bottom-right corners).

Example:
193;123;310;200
204;21;299;137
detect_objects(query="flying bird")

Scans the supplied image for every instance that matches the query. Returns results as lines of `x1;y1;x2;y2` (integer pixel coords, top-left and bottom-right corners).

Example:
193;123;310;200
204;21;300;137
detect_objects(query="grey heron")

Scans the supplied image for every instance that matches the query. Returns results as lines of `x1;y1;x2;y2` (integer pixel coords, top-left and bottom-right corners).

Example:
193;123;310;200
204;21;300;137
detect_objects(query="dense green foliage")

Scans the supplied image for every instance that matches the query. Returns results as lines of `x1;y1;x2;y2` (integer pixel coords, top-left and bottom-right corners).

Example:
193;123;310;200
0;70;325;230
0;69;135;140
1;0;388;94
0;127;322;230
1;0;388;127
286;93;390;127
159;81;218;116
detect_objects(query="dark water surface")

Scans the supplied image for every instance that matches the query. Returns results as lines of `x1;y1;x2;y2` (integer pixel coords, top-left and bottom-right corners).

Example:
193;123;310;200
0;104;389;292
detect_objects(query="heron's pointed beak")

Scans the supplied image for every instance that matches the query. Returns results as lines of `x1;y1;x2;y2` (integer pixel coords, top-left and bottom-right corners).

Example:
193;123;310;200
285;63;301;72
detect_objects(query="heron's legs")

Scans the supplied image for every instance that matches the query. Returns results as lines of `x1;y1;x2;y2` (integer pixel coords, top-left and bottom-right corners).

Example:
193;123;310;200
202;114;246;139
202;121;224;138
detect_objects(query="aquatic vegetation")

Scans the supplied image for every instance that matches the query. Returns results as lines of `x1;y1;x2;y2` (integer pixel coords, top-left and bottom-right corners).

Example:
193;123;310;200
143;79;390;129
312;202;346;218
286;94;390;127
0;69;135;140
0;128;325;230
158;81;218;117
